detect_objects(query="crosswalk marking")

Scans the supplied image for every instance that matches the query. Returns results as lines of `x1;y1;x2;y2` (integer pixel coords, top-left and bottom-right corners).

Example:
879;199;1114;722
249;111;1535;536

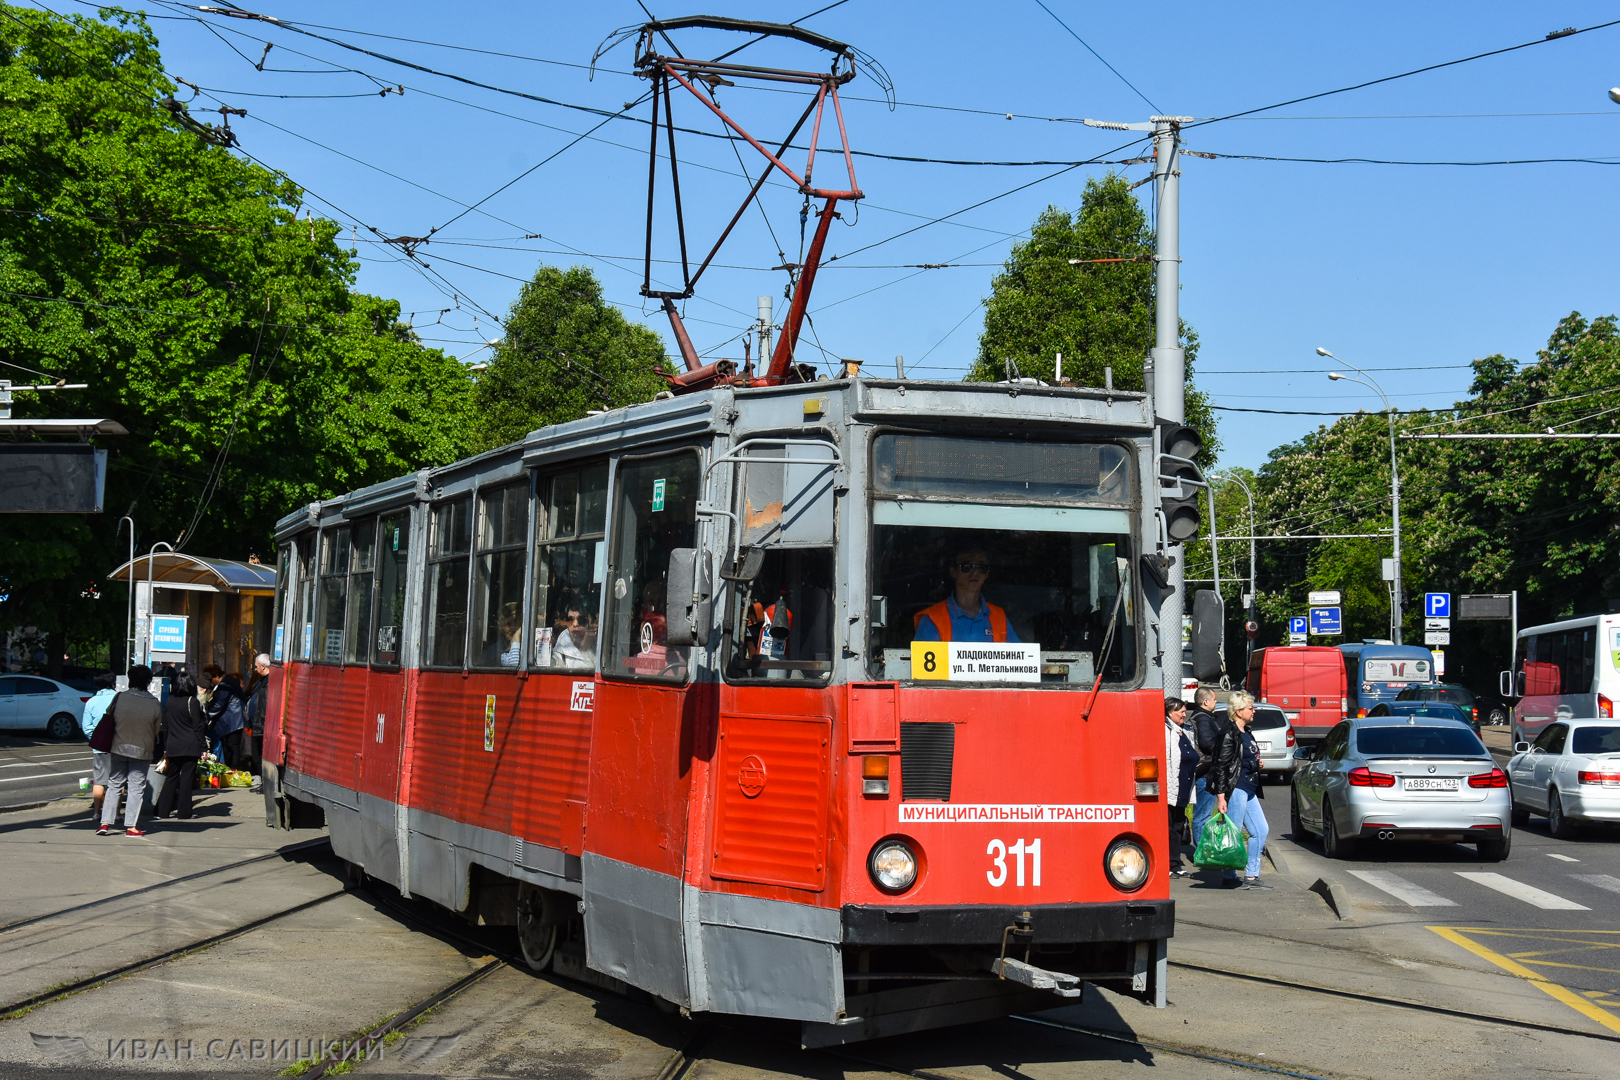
1348;870;1458;907
1455;872;1590;910
1546;853;1580;862
1571;874;1620;896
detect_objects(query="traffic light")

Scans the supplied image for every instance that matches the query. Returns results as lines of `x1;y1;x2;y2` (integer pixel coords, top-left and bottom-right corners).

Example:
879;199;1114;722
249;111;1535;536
1191;588;1225;683
1156;420;1205;543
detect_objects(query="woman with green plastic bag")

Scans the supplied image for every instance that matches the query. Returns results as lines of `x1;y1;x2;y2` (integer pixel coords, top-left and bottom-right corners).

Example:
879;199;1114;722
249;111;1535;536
1197;691;1272;889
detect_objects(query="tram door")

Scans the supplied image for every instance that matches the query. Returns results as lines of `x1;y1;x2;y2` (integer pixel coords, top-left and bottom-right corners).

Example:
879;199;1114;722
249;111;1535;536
360;512;413;876
583;448;708;1004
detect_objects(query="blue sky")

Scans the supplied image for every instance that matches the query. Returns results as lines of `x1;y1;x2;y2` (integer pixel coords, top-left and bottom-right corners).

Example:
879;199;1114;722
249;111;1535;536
55;1;1620;469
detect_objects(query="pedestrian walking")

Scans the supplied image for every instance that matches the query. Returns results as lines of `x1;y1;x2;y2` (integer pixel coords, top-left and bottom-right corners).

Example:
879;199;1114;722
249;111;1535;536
244;653;270;775
79;673;117;820
154;669;207;820
1164;696;1200;878
1207;691;1272;890
1189;687;1223;848
97;665;163;837
208;671;248;769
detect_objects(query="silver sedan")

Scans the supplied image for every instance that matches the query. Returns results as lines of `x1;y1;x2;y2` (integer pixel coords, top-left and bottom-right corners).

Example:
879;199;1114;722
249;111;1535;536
1507;719;1620;837
1290;717;1511;861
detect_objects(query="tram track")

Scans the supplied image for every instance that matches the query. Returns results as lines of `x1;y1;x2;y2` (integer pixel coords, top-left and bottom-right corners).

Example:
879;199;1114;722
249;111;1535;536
0;889;347;1021
0;836;331;936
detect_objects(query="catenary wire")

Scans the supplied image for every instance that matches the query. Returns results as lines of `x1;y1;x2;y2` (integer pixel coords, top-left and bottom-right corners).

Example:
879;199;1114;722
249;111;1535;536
1031;0;1159;113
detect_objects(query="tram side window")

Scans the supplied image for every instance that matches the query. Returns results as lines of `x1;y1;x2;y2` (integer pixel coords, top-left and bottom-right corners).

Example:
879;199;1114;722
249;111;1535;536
724;549;834;683
293;534;316;660
315;527;350;663
426;497;473;668
532;462;608;671
604;451;700;681
344;520;376;665
373;513;410;666
271;541;291;662
471;483;530;669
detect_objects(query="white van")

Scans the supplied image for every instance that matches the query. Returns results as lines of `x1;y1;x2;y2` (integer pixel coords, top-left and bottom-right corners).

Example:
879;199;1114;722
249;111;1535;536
1502;615;1620;744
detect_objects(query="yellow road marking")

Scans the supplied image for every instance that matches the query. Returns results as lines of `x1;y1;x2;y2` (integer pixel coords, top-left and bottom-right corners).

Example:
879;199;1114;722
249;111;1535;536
1512;958;1620;975
1429;927;1620;1035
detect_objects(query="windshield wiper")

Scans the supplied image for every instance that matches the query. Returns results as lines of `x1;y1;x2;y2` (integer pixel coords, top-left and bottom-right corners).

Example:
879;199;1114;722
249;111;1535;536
1081;557;1129;721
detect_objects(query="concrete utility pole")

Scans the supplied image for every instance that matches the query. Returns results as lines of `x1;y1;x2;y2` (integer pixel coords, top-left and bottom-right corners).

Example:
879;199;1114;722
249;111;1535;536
1151;117;1193;693
1084;115;1192;692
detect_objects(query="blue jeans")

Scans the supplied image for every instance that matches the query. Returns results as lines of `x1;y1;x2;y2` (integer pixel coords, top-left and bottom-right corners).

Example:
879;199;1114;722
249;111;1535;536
1224;786;1270;879
1191;777;1216;848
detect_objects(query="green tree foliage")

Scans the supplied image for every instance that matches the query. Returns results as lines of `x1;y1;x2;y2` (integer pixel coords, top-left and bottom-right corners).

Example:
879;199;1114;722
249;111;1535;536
471;264;669;452
0;5;476;669
968;173;1218;460
1248;311;1620;685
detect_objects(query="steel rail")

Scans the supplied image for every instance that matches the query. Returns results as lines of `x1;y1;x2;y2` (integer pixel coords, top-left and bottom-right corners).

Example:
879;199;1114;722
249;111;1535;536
0;890;345;1020
0;836;332;935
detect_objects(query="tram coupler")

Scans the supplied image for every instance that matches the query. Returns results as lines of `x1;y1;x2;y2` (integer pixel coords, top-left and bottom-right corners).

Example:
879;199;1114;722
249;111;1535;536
984;955;1084;998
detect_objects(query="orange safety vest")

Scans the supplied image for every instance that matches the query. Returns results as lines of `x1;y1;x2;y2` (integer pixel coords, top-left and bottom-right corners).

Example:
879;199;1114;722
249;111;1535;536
913;599;1009;643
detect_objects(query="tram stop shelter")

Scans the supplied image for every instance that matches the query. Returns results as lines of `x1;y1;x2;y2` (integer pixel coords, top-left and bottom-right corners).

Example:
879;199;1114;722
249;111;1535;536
110;553;276;675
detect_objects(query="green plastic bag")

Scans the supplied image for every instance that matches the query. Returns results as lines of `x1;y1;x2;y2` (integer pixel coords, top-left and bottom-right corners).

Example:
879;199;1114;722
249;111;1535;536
1193;812;1248;870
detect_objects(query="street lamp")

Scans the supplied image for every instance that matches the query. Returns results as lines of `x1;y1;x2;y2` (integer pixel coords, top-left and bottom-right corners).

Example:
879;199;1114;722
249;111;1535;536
1212;471;1259;667
1609;87;1620;104
1320;347;1404;644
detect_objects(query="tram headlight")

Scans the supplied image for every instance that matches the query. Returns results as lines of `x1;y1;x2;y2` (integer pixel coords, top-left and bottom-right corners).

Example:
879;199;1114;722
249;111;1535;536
1104;837;1150;892
868;839;918;893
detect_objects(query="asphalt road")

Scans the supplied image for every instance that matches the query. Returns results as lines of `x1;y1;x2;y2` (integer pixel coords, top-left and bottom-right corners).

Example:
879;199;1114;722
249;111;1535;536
0;734;95;811
1265;772;1620;1026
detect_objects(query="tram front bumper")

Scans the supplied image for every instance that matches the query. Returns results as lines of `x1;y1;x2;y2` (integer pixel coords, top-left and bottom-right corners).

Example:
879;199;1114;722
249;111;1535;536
840;899;1173;946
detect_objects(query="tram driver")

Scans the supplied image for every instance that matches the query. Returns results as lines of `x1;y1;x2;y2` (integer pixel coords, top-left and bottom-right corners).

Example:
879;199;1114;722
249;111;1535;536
912;542;1022;644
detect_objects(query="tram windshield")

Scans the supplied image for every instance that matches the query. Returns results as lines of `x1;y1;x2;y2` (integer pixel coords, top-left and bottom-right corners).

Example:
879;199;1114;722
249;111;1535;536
867;435;1137;686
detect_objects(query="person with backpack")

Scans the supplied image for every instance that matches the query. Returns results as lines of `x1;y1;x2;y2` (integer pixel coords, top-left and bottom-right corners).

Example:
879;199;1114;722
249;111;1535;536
155;669;208;820
92;665;163;837
79;673;118;820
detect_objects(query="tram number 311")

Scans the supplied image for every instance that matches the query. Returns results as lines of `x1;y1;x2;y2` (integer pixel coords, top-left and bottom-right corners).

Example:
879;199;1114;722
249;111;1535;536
986;838;1042;887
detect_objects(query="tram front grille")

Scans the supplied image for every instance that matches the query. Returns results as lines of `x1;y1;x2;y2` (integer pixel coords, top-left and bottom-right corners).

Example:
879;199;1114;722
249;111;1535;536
900;722;955;801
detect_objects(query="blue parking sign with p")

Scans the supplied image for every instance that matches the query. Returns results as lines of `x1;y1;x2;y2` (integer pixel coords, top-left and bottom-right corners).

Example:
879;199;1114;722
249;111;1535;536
1288;616;1308;635
1425;592;1451;618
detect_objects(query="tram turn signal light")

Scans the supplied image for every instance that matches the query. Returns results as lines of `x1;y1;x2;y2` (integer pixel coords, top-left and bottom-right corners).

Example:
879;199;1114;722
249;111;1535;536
1133;757;1159;799
862;755;890;797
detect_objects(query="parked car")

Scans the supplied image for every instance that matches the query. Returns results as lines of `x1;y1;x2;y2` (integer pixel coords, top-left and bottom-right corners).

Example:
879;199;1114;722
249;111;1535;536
1216;702;1296;780
1291;715;1510;861
0;675;92;739
1396;683;1485;728
1245;645;1347;741
1369;699;1479;735
1506;719;1620;837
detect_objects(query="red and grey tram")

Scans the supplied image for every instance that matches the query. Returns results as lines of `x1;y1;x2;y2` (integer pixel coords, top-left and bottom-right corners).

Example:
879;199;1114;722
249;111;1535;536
261;376;1174;1044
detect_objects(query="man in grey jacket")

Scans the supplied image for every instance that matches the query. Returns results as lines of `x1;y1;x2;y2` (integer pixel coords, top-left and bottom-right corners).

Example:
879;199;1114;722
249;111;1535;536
98;665;163;837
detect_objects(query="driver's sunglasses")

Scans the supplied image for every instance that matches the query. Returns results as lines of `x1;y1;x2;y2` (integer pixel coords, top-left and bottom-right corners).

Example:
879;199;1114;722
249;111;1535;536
955;561;990;574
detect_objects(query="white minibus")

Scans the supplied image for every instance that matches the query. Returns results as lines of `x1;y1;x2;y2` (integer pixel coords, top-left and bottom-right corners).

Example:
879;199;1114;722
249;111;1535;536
1503;615;1620;744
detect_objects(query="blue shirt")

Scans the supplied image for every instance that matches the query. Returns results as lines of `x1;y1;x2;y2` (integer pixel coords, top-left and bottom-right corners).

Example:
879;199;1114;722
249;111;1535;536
914;595;1022;643
81;688;116;739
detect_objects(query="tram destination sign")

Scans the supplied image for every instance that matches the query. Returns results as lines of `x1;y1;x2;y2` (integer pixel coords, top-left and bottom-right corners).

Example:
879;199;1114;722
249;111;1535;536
910;641;1040;683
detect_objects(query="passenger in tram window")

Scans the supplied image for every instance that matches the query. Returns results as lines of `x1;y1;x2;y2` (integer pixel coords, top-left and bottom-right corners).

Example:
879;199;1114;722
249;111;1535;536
554;607;597;670
911;544;1021;644
477;604;522;668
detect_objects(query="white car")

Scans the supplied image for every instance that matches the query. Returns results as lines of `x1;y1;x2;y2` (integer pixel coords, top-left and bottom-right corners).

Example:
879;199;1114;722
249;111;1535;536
1508;718;1620;837
0;675;92;740
1216;702;1297;779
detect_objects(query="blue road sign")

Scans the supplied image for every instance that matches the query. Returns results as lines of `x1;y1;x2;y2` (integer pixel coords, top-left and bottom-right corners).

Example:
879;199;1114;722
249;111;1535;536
1288;616;1308;635
1310;607;1343;635
1425;592;1451;618
150;615;187;656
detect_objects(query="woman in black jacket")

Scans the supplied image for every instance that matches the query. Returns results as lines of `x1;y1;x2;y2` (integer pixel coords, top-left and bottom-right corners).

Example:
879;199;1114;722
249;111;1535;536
1206;691;1272;889
156;670;208;820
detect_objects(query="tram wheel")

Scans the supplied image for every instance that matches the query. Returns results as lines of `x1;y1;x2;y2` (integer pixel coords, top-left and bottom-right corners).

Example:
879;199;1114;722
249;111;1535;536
516;885;559;972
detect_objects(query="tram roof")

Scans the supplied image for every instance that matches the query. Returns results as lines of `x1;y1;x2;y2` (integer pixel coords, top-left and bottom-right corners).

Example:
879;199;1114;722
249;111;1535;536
273;377;1150;538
